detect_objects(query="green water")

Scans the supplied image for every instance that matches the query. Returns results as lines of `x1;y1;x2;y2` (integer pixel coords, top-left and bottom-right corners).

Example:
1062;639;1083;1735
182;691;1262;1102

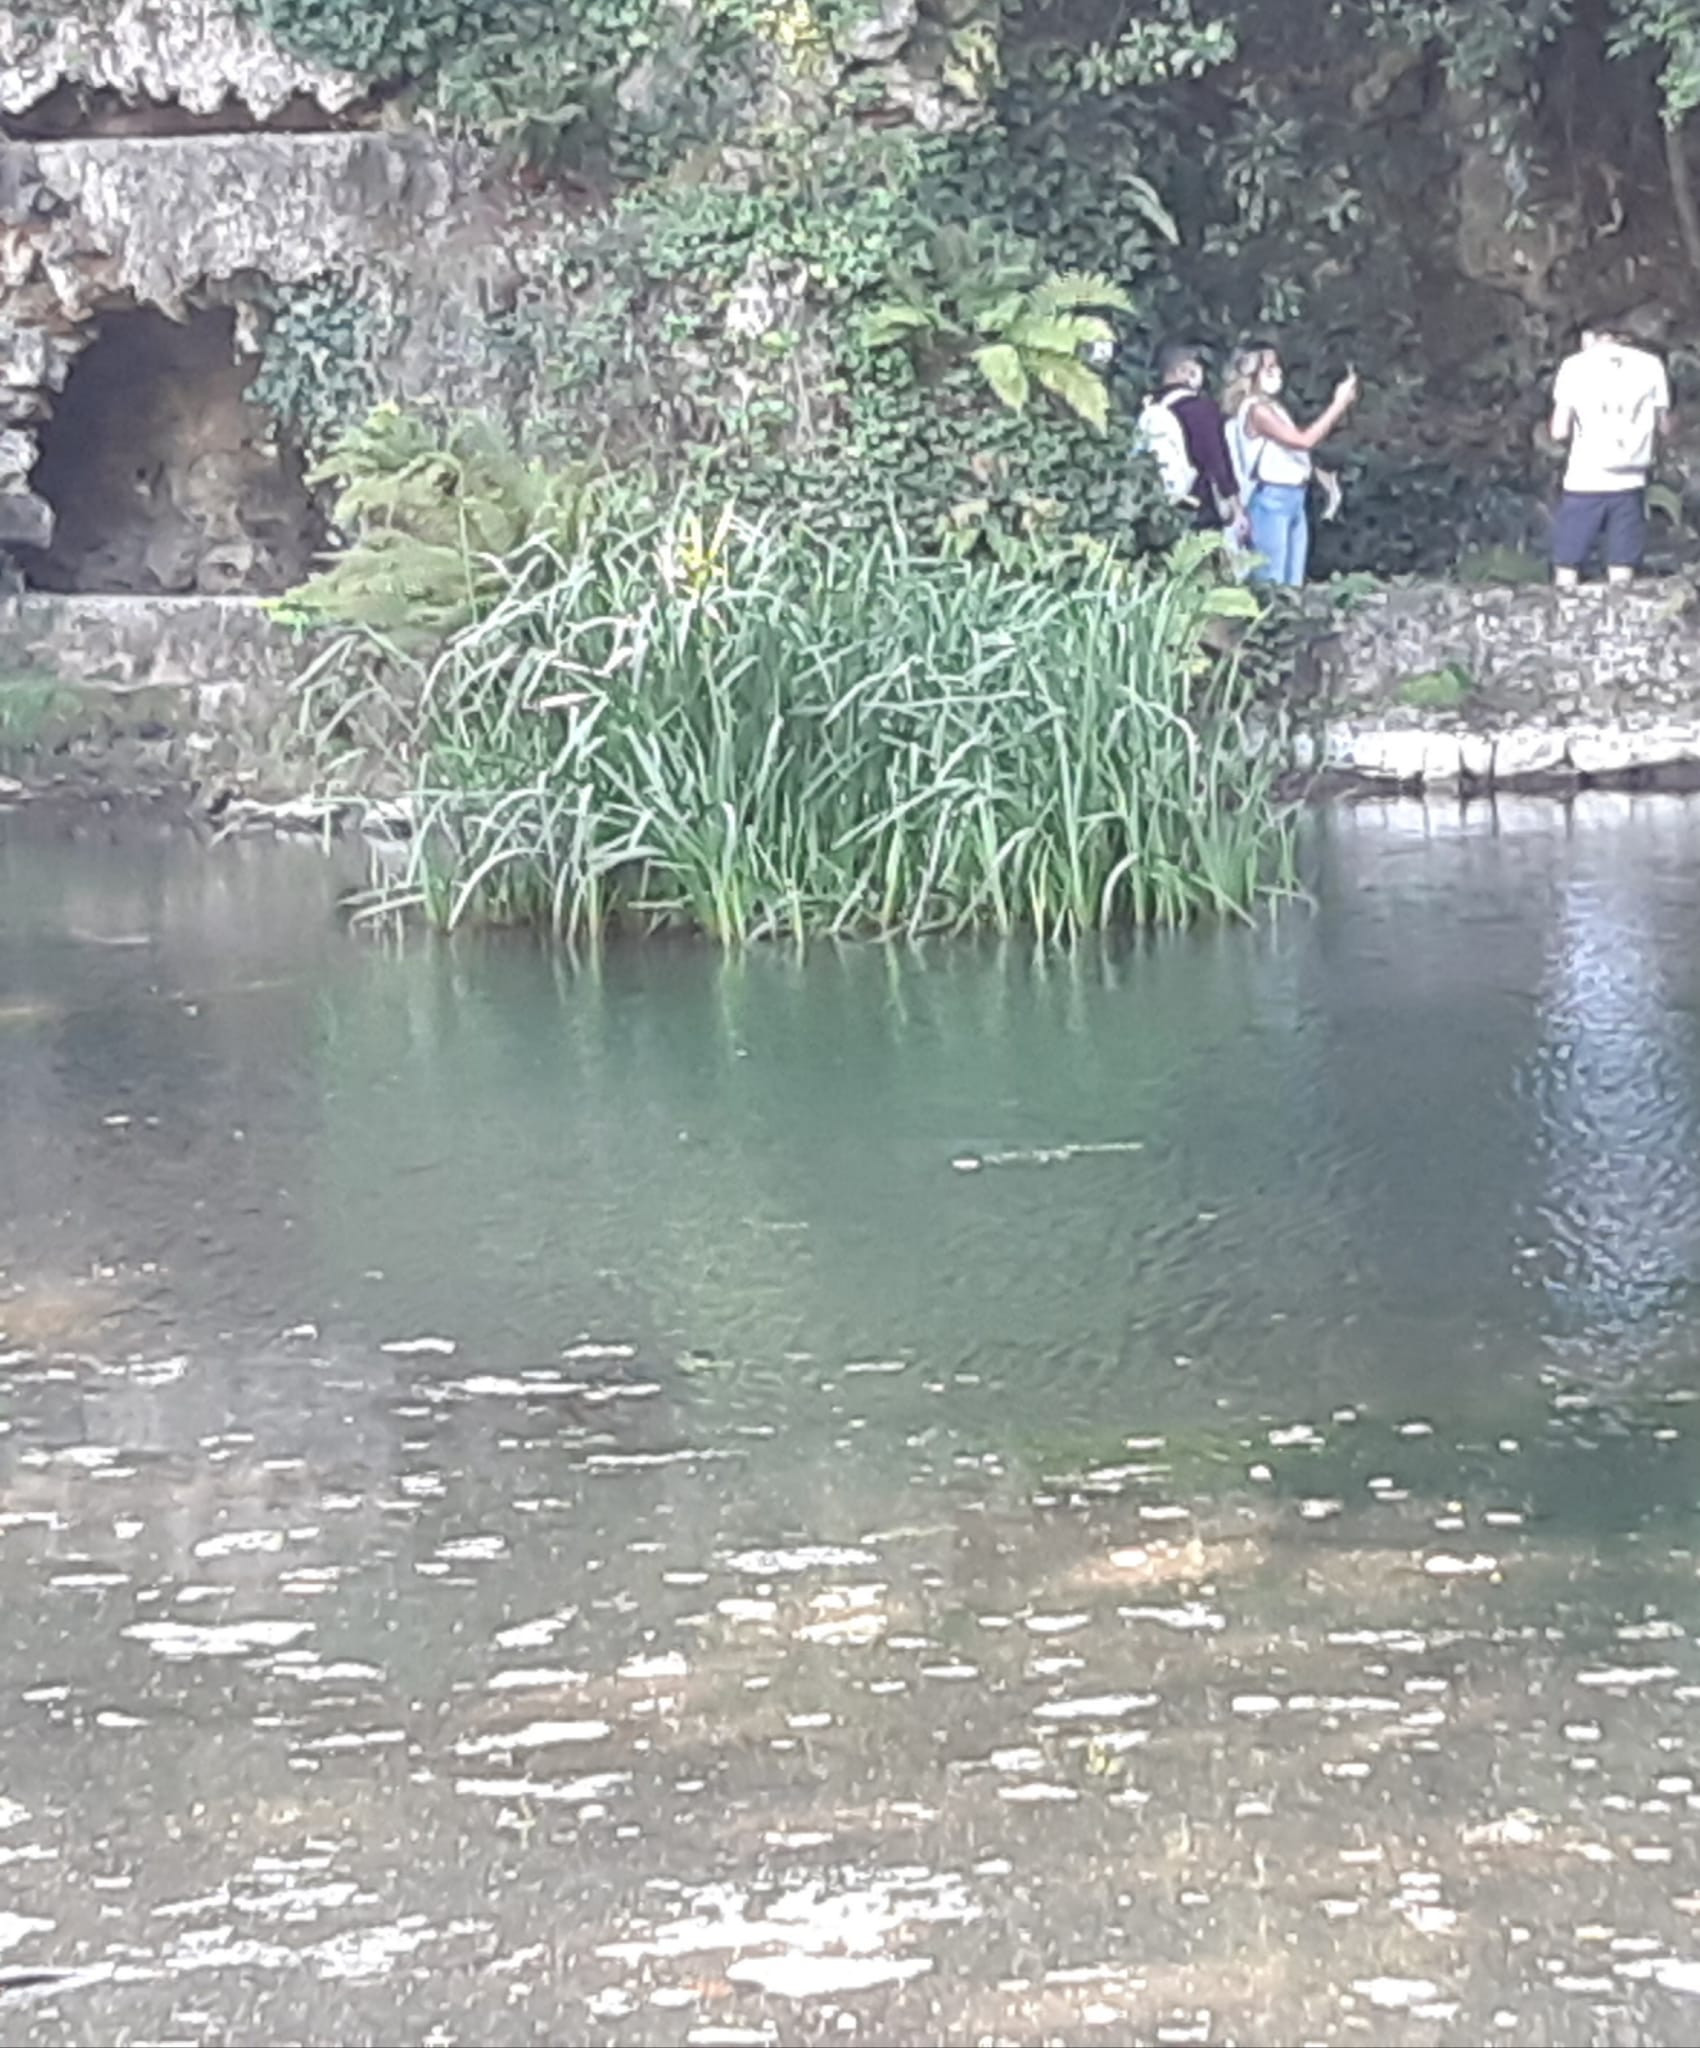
3;797;1700;2045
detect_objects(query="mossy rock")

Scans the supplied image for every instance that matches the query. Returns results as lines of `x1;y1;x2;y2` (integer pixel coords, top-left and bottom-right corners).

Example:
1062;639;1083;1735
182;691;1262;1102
1396;663;1472;710
1455;546;1546;586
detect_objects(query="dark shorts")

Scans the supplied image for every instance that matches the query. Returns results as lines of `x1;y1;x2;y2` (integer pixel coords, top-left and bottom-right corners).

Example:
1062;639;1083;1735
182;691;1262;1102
1552;487;1646;571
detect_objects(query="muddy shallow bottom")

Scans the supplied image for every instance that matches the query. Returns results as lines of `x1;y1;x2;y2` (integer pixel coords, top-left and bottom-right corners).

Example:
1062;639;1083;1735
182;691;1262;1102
5;796;1700;2046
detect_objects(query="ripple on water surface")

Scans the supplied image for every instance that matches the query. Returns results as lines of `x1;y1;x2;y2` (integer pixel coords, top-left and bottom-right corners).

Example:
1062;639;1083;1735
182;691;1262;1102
5;800;1700;2042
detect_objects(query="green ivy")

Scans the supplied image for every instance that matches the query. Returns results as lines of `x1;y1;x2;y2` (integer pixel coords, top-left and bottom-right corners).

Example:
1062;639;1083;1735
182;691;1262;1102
250;273;389;461
235;0;874;172
229;0;1700;580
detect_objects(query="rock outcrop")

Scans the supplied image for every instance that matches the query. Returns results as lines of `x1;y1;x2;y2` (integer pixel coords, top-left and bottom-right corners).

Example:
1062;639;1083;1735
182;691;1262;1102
0;0;362;120
0;120;518;591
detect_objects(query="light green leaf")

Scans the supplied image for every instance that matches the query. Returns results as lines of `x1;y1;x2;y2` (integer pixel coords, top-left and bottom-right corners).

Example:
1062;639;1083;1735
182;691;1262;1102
1202;585;1262;619
973;342;1031;412
1030;353;1110;430
971;290;1028;334
1114;173;1181;245
862;302;937;348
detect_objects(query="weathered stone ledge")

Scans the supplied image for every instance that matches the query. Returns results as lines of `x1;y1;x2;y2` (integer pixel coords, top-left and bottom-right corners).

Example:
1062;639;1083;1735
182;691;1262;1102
1309;717;1700;789
0;1;364;121
1306;577;1700;790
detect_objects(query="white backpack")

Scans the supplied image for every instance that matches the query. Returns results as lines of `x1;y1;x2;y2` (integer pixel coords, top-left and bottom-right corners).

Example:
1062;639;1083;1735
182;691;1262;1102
1137;390;1196;502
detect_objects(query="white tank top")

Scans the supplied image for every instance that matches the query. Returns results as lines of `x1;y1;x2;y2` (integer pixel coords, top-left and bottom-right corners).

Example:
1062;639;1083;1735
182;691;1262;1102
1236;399;1311;489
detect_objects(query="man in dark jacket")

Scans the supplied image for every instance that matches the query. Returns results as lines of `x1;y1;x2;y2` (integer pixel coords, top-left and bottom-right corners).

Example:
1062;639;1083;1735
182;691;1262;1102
1151;341;1244;535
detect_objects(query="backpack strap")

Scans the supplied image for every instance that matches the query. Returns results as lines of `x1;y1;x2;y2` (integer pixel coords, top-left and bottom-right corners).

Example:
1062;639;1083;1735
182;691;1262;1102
1235;398;1268;492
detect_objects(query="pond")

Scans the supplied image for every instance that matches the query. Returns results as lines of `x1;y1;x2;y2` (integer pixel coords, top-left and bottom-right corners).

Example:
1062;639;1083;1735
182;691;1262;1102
3;795;1700;2045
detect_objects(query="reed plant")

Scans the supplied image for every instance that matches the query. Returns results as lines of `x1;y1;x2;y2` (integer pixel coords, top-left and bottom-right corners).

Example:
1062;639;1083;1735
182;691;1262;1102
299;511;1294;942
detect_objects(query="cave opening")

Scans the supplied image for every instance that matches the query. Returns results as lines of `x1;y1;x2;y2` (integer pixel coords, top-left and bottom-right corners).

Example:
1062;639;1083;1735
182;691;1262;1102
23;304;323;597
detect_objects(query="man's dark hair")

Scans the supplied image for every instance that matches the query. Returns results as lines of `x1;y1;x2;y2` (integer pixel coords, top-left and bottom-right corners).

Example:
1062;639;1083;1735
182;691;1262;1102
1583;313;1634;343
1156;341;1202;386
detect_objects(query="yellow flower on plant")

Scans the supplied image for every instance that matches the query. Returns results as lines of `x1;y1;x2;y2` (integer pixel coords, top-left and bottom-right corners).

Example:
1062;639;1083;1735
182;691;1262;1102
657;506;737;618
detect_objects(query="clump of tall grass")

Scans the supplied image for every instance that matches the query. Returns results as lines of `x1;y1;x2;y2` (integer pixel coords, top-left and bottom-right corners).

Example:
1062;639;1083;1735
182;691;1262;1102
299;511;1293;942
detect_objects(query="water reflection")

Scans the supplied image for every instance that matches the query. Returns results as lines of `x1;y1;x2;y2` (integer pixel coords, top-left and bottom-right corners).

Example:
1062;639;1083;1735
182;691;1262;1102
1523;811;1700;1358
4;798;1700;2044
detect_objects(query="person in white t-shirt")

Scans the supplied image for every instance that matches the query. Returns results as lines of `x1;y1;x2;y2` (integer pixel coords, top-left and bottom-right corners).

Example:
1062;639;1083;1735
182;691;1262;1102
1548;321;1671;588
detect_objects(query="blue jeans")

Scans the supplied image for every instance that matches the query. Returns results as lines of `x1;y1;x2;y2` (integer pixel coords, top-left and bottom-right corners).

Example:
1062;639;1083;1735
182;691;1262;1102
1248;482;1309;587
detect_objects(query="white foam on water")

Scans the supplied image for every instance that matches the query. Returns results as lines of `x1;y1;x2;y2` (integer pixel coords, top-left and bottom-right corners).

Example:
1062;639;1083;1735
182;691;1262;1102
1352;1978;1440;2009
1034;1693;1157;1723
459;1375;580;1397
726;1954;932;1998
598;1873;979;1966
455;1773;631;1803
453;1720;611;1756
1578;1666;1679;1689
437;1535;507;1562
1119;1603;1225;1633
619;1652;689;1680
488;1667;589;1692
494;1612;575;1650
717;1599;779;1625
124;1620;311;1659
312;1919;452;1980
1024;1613;1090;1636
726;1546;878;1575
194;1530;286;1559
0;1913;53;1953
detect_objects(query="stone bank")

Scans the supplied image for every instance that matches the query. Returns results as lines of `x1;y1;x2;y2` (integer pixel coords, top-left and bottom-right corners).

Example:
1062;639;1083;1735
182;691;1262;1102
1308;580;1700;790
13;579;1700;804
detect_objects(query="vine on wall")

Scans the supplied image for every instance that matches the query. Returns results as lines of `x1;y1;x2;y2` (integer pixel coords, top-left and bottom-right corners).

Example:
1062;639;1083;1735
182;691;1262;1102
238;0;1700;573
250;273;392;462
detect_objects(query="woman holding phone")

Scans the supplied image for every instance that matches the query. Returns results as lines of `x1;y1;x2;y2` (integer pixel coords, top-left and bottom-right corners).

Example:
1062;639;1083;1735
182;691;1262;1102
1224;346;1360;586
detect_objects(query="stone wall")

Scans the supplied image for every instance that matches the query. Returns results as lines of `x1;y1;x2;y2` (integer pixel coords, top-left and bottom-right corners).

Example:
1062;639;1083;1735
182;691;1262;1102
1309;580;1700;789
9;577;1700;807
0;592;307;799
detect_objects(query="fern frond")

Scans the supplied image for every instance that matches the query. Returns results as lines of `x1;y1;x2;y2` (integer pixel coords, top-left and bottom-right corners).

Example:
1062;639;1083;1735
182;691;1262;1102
1112;174;1180;246
1030;270;1135;316
1007;313;1114;355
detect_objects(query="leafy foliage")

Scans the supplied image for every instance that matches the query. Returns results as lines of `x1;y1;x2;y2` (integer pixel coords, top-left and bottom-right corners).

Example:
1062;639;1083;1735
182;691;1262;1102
300;510;1290;942
242;0;1700;586
1609;0;1700;121
1397;663;1473;708
250;273;389;462
864;225;1132;430
278;405;604;636
236;0;764;170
